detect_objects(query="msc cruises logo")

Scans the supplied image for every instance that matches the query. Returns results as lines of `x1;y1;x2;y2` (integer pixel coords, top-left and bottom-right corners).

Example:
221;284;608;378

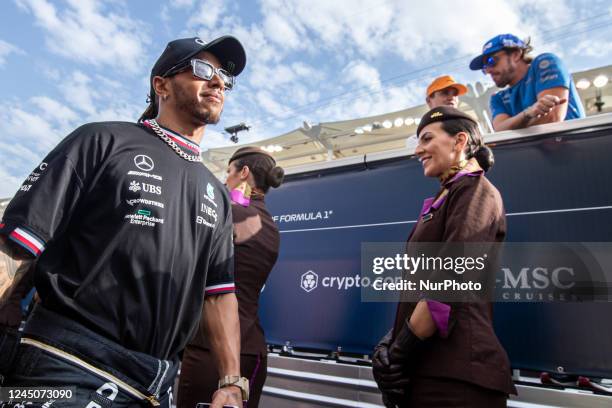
300;270;318;292
134;154;155;172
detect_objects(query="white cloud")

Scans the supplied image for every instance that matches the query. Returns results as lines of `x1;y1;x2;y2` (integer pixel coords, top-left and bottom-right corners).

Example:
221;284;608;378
244;0;588;127
0;40;24;67
263;12;305;51
571;38;612;58
311;80;425;123
0;97;67;195
31;96;79;127
42;66;61;81
53;70;142;121
255;0;577;65
256;89;287;117
342;61;381;91
60;71;97;115
200;128;232;149
514;0;573;28
248;61;325;94
291;85;321;106
173;0;608;142
170;0;196;8
0;102;65;150
2;0;608;192
292;62;318;78
0;139;45;173
0;92;142;196
187;0;227;29
249;64;295;90
0;166;24;198
230;23;280;65
15;0;150;74
0;59;145;194
95;103;142;123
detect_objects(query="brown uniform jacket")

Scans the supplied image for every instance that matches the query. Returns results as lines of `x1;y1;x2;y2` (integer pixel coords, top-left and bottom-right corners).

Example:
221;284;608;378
394;174;516;395
190;195;280;356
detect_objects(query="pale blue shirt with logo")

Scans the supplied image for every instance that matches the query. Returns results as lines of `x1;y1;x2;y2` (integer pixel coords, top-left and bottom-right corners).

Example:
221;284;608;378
490;53;585;120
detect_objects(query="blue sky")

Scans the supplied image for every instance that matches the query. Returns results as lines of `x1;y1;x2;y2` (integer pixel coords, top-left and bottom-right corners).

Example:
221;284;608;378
0;0;611;196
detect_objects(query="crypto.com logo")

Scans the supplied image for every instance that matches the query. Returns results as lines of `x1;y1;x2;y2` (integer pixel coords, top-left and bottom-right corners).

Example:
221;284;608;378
300;270;318;292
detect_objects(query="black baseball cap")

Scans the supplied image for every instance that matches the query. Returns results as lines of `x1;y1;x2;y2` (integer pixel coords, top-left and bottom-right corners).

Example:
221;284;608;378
151;36;246;80
139;36;246;122
417;106;478;137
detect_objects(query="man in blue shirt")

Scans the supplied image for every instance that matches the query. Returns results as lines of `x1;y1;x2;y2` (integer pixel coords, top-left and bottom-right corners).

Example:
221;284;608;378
470;34;585;131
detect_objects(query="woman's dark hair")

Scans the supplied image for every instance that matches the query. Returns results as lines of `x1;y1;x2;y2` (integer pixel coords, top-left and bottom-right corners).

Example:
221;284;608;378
230;147;284;193
440;118;495;172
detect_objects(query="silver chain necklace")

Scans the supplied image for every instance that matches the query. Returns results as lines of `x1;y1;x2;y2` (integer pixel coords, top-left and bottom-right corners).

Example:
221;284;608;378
146;120;202;162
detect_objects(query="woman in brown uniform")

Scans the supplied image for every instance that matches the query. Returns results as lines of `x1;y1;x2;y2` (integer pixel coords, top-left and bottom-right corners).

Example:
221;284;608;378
372;106;516;407
177;147;284;408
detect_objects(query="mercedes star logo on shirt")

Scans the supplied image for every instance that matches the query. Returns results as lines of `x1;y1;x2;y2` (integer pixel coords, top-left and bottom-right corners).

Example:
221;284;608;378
134;154;155;172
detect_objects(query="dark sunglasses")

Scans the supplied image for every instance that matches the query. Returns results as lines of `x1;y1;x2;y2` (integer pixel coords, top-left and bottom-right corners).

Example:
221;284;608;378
481;54;501;73
163;59;235;91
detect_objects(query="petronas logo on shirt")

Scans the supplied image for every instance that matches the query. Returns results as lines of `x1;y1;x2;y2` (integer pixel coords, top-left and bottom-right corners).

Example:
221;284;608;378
206;183;215;200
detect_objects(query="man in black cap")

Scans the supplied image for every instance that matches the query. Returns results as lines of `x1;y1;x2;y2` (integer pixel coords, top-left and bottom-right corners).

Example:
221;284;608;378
0;36;248;407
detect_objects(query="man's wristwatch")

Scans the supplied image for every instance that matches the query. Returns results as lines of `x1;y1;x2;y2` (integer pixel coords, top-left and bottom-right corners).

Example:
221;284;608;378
218;375;250;401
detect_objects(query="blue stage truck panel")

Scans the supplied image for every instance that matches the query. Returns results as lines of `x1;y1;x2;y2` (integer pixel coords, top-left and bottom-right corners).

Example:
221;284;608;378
260;126;612;377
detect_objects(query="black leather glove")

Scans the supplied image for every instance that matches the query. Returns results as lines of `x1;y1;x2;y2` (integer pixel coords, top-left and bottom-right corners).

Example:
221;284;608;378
372;328;393;368
382;388;408;408
388;320;424;365
372;329;411;391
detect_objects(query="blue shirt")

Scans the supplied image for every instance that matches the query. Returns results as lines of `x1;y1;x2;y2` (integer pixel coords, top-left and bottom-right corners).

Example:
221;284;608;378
490;53;585;121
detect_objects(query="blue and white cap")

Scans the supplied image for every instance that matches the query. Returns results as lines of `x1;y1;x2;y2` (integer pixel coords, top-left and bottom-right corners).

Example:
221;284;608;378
469;34;526;71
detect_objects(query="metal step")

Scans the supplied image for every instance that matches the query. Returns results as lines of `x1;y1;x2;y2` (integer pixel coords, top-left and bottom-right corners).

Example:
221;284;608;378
260;354;612;408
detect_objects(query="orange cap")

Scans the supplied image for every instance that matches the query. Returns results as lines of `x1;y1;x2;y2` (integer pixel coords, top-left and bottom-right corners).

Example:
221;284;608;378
426;75;468;97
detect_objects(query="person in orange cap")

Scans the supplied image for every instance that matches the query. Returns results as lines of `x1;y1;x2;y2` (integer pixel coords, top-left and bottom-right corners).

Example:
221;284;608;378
425;75;468;109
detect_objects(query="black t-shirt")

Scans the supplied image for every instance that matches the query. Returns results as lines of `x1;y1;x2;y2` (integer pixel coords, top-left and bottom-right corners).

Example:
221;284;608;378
0;121;234;359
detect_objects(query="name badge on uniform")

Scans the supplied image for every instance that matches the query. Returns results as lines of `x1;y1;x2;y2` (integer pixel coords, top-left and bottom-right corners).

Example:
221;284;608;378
422;213;433;222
